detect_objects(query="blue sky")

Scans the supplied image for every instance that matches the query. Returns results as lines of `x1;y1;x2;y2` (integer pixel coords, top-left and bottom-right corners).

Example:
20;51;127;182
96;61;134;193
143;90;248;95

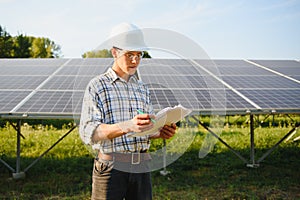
1;0;300;59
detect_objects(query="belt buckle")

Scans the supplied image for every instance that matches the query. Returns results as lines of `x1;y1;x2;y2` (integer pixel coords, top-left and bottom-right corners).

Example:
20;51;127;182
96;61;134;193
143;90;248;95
131;152;140;165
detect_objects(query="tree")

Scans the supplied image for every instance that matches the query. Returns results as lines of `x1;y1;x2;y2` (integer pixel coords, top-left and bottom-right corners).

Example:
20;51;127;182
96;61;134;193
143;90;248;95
30;37;62;58
13;34;31;58
0;26;14;58
143;51;151;58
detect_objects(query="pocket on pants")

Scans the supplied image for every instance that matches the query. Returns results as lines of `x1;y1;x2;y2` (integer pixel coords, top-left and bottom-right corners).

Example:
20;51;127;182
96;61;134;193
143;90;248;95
94;158;114;175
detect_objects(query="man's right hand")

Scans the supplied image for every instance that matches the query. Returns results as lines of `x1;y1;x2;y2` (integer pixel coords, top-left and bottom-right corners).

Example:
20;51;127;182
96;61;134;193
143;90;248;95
118;114;155;133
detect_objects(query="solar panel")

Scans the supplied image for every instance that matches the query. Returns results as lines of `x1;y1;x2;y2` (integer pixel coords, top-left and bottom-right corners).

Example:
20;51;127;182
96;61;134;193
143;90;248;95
238;89;300;110
196;59;275;76
0;58;67;67
0;66;60;76
250;60;300;76
141;75;209;89
221;75;300;89
0;76;47;89
0;58;299;119
0;90;31;113
15;91;83;114
291;76;300;81
40;76;92;90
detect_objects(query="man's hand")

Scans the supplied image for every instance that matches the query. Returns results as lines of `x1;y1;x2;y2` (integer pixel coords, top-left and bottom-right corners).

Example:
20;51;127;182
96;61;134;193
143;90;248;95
118;114;155;133
159;123;177;139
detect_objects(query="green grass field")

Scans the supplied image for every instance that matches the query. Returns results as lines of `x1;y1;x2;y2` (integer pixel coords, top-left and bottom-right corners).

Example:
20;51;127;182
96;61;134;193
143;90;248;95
0;122;299;199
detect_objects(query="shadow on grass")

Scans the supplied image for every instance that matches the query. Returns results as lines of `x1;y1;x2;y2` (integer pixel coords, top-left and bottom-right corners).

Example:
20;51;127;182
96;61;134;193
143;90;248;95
0;146;299;200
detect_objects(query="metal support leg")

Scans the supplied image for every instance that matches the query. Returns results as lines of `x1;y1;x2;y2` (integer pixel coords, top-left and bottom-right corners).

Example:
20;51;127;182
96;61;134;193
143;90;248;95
247;114;259;168
13;120;25;179
160;139;170;176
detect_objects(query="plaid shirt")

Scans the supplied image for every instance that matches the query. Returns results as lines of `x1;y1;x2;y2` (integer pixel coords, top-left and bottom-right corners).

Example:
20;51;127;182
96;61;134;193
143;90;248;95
79;68;154;153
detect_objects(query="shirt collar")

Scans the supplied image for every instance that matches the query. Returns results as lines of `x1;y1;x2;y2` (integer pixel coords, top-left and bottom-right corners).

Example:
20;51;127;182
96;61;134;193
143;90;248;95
106;68;139;83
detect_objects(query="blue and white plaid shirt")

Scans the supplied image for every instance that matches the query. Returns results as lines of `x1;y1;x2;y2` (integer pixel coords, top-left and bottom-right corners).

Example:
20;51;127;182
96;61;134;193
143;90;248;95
79;68;154;153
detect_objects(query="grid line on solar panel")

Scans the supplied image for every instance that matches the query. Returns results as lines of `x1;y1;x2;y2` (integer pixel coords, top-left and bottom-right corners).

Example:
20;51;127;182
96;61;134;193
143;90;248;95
66;58;113;66
195;59;275;76
40;76;92;90
56;65;109;75
0;58;68;67
291;76;300;81
0;66;60;75
7;59;72;113
246;60;300;84
15;91;83;114
237;89;300;109
0;76;48;89
139;59;209;75
138;65;206;75
0;91;31;113
141;59;193;66
248;60;300;77
141;75;209;89
215;67;274;75
221;75;300;89
149;89;255;111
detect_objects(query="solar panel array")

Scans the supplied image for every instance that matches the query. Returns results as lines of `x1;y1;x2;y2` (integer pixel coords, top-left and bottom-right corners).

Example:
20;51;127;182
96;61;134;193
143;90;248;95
0;58;299;119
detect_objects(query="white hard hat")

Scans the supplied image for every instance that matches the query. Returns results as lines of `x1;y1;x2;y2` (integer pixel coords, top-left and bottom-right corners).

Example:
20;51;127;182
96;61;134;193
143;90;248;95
108;22;147;51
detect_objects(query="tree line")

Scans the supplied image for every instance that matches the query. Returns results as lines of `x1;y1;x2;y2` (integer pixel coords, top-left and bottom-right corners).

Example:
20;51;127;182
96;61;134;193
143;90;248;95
0;25;62;58
1;25;151;58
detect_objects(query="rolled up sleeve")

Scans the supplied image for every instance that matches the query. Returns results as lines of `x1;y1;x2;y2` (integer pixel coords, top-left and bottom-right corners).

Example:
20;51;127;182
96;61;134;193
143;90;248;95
79;80;103;145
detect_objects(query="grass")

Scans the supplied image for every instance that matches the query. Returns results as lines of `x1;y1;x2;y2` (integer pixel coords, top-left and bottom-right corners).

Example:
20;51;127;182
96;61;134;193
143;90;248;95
0;123;299;199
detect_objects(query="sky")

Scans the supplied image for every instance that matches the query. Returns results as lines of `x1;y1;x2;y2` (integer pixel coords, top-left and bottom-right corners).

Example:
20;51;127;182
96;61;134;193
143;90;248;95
1;0;300;59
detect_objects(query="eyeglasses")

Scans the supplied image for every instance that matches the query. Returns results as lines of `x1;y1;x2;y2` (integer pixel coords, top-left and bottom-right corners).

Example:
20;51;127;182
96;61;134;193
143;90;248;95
114;46;144;60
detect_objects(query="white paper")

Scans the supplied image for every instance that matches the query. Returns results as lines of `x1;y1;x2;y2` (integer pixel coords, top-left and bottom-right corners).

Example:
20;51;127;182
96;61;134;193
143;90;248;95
128;104;192;137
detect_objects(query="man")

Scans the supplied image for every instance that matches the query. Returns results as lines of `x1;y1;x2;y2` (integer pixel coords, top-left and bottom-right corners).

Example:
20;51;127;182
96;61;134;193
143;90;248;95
79;23;177;200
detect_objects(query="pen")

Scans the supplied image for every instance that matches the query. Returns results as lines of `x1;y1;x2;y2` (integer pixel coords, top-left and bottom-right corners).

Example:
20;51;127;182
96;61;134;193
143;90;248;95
137;109;156;123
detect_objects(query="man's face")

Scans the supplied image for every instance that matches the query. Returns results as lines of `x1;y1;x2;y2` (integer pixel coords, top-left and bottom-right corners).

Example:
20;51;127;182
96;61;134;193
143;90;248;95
113;48;144;79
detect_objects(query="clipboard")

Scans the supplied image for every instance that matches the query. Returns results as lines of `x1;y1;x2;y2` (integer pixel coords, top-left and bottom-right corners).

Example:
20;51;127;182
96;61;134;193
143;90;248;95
128;104;192;137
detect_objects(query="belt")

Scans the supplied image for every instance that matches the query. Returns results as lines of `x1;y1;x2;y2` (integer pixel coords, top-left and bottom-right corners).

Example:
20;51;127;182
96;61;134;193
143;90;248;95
97;150;151;165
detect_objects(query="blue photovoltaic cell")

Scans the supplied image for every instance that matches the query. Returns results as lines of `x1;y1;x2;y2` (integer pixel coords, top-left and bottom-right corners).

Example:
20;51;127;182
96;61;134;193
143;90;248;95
0;76;47;89
196;59;274;76
56;65;109;76
0;58;67;67
149;89;255;111
0;66;60;76
16;91;83;114
250;60;300;76
222;75;300;89
141;75;208;89
238;89;300;109
290;76;300;81
40;76;92;90
0;90;31;113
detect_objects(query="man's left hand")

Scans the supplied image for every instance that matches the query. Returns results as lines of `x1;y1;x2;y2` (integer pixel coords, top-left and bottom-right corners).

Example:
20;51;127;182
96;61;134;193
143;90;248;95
159;123;177;139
